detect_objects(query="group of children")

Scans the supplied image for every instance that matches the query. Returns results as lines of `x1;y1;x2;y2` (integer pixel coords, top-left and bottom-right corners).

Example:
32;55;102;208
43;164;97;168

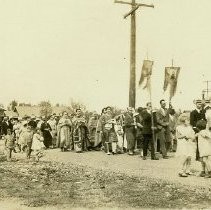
4;126;45;162
176;106;211;178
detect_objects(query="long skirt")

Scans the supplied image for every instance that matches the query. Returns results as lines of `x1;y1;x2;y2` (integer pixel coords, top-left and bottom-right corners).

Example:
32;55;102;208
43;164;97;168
175;138;196;158
59;126;71;149
125;127;136;150
43;131;52;149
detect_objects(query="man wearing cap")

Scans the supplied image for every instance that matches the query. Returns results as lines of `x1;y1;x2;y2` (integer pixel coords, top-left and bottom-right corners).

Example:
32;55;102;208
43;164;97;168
190;100;206;131
190;99;206;161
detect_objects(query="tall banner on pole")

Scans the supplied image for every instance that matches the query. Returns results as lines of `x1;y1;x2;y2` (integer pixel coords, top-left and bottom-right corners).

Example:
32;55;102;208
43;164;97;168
163;67;180;100
139;60;153;92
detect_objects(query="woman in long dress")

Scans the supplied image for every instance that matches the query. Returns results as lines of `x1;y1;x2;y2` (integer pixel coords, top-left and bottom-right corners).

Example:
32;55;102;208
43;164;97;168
124;107;136;155
176;115;196;177
72;109;90;153
31;128;45;161
18;121;28;152
57;111;72;152
41;118;52;149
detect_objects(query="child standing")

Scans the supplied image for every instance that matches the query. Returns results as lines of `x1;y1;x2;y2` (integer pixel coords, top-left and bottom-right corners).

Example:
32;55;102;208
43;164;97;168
31;128;45;162
176;116;196;177
4;128;15;161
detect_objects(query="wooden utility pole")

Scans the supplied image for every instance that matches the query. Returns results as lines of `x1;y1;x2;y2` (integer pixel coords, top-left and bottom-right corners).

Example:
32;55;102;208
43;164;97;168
203;80;211;99
115;0;154;108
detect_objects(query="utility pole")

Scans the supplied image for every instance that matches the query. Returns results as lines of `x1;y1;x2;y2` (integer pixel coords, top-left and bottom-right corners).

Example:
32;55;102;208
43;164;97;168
115;0;154;108
203;80;211;99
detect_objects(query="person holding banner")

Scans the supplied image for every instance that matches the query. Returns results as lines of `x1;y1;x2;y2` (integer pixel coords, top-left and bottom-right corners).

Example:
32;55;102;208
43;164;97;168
141;102;159;160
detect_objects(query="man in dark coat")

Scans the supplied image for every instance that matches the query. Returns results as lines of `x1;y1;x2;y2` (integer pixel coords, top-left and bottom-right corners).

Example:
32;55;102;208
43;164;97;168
190;99;206;161
134;107;144;154
156;99;170;159
190;100;206;131
142;102;159;160
1;117;13;136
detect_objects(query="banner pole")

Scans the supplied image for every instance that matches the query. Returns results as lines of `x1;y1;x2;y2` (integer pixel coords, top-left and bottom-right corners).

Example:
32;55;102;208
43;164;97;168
149;81;156;151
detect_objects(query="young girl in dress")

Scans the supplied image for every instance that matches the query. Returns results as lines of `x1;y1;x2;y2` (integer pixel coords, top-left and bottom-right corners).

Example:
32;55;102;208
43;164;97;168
176;115;196;177
31;128;45;162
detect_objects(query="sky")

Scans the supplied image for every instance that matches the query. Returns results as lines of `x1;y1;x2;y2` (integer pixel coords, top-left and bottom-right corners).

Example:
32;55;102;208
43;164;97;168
0;0;211;112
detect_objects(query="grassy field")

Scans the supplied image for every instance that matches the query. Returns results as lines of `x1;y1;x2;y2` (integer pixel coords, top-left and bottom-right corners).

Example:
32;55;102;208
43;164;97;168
0;155;211;209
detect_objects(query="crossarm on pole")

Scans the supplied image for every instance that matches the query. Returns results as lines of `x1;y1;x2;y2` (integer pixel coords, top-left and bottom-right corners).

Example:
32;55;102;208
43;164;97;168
124;6;140;19
114;0;154;8
136;3;154;8
114;0;133;6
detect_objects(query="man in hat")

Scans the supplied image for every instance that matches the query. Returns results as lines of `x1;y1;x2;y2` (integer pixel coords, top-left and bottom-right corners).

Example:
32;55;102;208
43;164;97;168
190;100;206;131
190;99;206;161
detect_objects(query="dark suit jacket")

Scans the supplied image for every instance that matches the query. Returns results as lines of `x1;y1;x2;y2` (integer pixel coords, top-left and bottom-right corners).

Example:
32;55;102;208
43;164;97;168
190;109;205;128
156;108;170;130
1;121;13;135
142;110;157;135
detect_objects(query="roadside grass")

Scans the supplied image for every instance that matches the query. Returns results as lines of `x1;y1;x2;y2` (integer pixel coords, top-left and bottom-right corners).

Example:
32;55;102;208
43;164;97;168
0;157;211;209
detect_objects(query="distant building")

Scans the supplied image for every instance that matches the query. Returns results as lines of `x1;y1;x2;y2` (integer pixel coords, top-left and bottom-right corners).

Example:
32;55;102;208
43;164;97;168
13;106;70;118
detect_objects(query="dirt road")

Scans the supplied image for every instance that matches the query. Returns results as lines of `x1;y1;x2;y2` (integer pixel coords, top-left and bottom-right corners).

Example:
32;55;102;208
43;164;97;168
42;148;211;188
1;141;211;209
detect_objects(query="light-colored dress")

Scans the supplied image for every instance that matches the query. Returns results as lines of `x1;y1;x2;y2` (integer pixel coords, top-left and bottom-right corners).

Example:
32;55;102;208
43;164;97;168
175;125;196;157
57;118;72;149
114;124;124;150
18;126;28;147
31;133;45;151
198;129;211;157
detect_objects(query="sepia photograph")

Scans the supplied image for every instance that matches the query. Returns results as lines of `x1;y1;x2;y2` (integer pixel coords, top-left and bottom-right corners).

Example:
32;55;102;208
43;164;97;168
1;0;211;209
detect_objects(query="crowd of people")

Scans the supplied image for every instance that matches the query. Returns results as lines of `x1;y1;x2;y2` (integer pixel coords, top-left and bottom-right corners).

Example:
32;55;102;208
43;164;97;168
1;99;211;178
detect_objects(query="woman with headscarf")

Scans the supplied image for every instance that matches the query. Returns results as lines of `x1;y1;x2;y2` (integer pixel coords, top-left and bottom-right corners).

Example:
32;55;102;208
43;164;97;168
175;114;196;177
124;107;136;155
72;108;90;153
88;111;99;148
57;111;72;152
